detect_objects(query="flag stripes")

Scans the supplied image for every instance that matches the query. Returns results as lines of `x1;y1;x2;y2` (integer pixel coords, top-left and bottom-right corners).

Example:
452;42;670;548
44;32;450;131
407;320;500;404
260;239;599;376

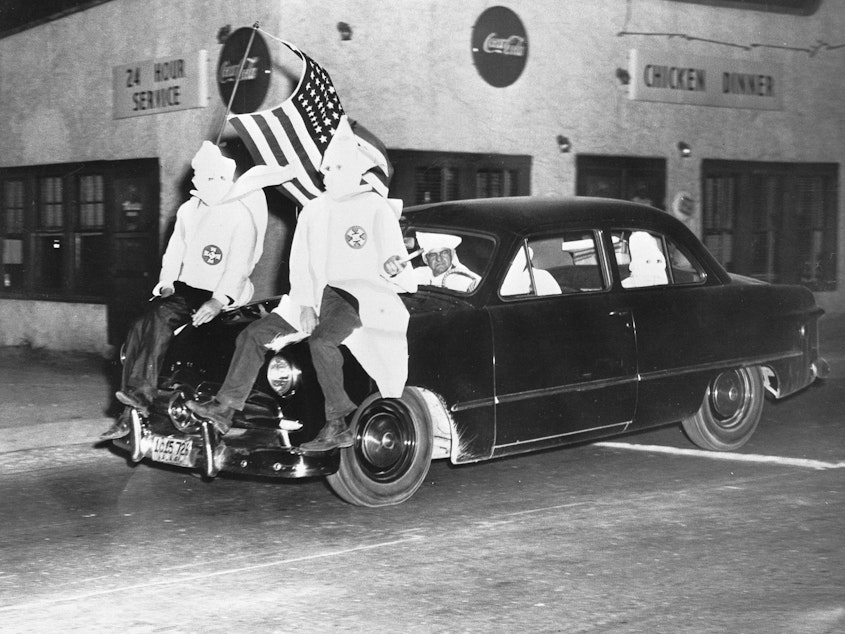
228;39;392;206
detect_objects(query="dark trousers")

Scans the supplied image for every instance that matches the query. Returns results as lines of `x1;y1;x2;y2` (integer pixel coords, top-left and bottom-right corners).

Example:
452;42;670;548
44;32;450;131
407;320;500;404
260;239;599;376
310;286;362;421
216;312;296;410
121;282;211;396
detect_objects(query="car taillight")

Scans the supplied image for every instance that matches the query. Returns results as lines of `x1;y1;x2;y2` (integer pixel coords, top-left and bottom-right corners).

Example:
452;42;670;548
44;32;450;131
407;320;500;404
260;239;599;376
267;355;301;396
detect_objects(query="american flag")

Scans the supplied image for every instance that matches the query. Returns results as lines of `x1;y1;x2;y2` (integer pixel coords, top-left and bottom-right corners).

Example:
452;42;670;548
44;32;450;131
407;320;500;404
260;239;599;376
228;40;391;206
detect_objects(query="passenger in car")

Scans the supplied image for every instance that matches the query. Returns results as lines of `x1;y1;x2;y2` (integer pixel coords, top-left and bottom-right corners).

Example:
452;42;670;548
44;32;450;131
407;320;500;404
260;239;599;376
622;231;669;288
500;246;561;296
413;232;481;292
100;142;286;441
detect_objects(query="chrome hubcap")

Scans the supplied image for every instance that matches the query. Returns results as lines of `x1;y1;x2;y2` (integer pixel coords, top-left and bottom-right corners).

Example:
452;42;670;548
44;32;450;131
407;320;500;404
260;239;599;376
710;370;749;424
356;401;416;481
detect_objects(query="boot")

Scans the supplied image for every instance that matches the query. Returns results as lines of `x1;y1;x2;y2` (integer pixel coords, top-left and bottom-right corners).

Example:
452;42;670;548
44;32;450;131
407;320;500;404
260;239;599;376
299;417;354;452
187;398;234;435
100;409;132;440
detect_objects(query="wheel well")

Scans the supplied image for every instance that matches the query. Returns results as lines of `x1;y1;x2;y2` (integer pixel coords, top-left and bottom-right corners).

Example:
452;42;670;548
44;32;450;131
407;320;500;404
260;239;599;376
413;387;460;462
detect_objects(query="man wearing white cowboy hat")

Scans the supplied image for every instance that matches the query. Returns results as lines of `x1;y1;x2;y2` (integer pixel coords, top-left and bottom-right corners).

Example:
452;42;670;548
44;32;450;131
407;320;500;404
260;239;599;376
413;232;481;292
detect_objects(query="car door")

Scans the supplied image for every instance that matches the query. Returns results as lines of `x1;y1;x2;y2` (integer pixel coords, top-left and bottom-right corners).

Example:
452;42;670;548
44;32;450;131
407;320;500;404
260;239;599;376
609;225;814;428
487;231;638;456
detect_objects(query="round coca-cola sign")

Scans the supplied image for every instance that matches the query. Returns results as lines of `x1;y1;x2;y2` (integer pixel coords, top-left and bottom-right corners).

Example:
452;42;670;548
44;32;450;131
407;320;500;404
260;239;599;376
217;27;271;113
471;6;528;87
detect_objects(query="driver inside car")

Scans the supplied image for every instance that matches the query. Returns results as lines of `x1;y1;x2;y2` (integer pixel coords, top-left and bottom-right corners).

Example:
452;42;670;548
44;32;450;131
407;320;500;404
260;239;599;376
413;232;481;292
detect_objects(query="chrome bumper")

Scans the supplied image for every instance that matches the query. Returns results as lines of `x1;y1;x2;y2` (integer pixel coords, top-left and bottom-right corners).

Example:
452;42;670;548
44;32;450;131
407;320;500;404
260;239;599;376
112;411;340;480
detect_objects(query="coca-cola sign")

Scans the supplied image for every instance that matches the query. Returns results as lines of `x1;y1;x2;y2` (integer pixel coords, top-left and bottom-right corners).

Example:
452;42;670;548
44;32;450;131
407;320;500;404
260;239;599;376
471;6;528;87
217;27;271;113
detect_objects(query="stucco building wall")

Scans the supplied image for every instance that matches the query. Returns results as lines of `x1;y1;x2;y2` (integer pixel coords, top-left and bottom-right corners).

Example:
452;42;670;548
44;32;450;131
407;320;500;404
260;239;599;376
1;0;843;351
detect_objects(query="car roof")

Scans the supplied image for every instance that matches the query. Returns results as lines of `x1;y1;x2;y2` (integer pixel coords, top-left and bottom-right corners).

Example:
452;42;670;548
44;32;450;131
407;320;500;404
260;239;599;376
402;196;679;238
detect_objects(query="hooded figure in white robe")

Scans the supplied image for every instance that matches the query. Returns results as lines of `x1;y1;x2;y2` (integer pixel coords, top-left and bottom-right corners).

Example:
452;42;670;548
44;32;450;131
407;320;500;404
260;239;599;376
103;142;289;440
282;116;416;451
622;231;668;288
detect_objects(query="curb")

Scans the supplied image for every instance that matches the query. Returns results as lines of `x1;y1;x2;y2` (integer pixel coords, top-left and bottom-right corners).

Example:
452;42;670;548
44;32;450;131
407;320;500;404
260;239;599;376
0;418;112;454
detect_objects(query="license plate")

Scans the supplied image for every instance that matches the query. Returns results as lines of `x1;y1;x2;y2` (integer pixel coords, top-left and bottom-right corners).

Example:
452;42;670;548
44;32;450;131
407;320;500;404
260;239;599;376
150;435;194;467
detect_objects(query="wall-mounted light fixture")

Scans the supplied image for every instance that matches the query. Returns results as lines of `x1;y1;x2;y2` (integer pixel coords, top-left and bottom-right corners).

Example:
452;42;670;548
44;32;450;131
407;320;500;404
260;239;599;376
615;67;630;85
678;141;691;158
217;24;232;44
337;22;353;41
556;135;571;153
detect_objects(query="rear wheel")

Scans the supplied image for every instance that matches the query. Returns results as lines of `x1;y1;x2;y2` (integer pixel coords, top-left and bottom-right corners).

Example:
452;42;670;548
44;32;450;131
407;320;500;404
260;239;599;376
327;387;433;507
682;366;764;451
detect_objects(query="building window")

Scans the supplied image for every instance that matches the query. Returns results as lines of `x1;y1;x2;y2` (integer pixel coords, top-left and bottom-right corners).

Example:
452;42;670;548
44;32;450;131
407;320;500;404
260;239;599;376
476;169;519;198
702;160;837;290
2;179;26;290
79;174;105;229
390;150;531;206
414;166;459;204
0;159;159;301
39;176;64;229
576;156;667;209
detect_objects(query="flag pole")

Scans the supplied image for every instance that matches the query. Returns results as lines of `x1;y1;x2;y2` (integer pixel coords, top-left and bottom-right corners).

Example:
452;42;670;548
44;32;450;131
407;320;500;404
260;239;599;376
215;21;259;145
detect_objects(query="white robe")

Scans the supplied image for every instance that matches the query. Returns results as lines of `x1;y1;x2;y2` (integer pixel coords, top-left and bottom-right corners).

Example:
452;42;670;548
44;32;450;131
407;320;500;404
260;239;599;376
154;164;289;307
280;192;416;397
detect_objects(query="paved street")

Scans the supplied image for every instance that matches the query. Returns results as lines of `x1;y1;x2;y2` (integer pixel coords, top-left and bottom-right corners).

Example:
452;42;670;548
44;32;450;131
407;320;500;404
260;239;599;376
0;369;842;633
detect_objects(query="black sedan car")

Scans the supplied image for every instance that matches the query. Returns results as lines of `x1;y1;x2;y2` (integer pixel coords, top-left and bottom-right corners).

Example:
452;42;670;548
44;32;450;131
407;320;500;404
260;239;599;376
111;196;828;507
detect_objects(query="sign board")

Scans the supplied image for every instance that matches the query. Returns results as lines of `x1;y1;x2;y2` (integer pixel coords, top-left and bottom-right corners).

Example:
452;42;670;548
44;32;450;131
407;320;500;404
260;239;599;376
113;51;208;119
628;49;782;110
217;27;272;114
471;6;528;88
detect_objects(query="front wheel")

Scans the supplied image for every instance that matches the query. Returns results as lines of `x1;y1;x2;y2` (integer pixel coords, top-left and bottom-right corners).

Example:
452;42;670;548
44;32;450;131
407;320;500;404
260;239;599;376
327;387;433;507
681;366;764;451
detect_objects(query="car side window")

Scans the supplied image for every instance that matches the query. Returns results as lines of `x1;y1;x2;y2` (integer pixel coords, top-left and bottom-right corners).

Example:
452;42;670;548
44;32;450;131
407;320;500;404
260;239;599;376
500;231;607;298
612;229;707;288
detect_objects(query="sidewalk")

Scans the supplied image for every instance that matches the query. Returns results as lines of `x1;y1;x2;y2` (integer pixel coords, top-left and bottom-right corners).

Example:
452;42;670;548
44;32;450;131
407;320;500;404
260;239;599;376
0;346;119;453
0;313;843;454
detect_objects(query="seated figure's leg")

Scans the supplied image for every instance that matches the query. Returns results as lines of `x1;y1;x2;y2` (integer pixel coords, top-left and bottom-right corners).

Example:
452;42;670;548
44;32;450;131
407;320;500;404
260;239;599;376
121;293;193;399
216;313;296;410
106;293;193;440
309;287;361;422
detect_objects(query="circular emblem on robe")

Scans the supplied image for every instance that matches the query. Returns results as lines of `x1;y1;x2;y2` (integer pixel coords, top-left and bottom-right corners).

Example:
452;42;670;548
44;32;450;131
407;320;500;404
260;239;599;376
202;245;223;265
345;226;367;249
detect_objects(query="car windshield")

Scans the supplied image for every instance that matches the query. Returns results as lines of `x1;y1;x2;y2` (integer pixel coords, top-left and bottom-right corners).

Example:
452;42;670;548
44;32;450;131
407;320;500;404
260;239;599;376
403;226;495;294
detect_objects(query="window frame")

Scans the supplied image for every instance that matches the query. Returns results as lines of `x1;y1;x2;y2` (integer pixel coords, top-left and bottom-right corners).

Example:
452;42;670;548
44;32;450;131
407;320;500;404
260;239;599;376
610;228;708;290
701;160;838;291
389;150;532;207
499;230;611;301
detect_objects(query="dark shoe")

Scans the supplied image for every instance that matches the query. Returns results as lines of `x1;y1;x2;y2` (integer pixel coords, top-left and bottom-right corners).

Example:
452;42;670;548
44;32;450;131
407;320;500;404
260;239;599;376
100;410;132;440
299;417;354;452
115;390;151;416
187;399;234;435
